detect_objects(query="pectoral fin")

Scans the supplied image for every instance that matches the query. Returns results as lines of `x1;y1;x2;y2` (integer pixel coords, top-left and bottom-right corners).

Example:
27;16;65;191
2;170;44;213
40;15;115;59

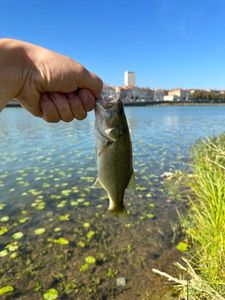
127;170;136;191
92;178;104;189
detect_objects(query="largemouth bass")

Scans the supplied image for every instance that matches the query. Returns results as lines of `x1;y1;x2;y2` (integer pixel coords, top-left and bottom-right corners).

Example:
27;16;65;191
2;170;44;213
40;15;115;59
93;95;135;214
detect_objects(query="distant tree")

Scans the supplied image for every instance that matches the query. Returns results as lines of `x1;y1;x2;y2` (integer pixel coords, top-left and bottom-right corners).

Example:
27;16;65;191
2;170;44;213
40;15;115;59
189;91;225;103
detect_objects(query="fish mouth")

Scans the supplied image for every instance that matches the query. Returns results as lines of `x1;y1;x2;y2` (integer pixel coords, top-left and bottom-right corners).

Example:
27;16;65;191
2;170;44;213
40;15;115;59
96;94;119;109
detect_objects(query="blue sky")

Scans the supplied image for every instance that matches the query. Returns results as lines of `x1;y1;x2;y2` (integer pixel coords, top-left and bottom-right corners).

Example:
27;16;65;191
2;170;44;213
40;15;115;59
1;0;225;89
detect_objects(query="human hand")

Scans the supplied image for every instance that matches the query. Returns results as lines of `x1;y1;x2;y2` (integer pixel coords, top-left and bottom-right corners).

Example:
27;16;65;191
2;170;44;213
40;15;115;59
0;39;103;122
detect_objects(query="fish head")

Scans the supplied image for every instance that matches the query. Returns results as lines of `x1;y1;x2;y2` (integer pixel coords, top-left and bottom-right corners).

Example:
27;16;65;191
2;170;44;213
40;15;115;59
95;95;128;140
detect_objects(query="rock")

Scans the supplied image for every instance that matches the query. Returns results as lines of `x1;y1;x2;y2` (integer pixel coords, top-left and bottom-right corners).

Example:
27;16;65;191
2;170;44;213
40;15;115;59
161;171;173;179
116;277;127;287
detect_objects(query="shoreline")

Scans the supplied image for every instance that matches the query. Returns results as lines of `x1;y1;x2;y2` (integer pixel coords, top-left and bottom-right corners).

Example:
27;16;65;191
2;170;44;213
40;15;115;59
123;101;225;106
6;101;225;108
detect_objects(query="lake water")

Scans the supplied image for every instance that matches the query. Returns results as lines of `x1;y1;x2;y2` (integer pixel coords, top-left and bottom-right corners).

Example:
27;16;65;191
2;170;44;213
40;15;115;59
1;105;225;299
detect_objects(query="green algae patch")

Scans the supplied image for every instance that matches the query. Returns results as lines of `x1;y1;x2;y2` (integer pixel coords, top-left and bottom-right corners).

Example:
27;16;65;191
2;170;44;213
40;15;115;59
19;217;29;224
85;256;96;264
48;237;69;245
176;241;188;252
43;288;58;300
77;241;86;248
0;216;9;222
86;230;95;240
0;227;8;236
10;252;18;259
6;242;18;251
61;190;71;197
146;213;154;219
70;200;78;206
0;250;8;257
12;232;24;240
80;263;89;272
56;200;67;208
58;214;70;221
0;203;6;210
34;228;46;235
83;222;90;229
0;285;14;295
31;199;45;210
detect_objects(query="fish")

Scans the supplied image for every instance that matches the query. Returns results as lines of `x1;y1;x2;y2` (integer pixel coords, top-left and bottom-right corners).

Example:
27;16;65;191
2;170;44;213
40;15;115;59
93;95;135;214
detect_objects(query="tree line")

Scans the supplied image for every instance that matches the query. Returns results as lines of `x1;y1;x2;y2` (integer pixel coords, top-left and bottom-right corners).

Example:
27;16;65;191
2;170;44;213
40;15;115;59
189;91;225;102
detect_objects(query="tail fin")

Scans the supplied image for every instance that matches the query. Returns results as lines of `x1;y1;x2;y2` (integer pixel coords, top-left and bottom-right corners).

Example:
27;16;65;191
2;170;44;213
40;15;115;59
108;206;128;217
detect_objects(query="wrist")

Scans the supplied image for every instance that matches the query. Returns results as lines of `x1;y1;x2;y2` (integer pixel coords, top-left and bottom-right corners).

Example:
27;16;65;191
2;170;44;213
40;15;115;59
0;38;30;109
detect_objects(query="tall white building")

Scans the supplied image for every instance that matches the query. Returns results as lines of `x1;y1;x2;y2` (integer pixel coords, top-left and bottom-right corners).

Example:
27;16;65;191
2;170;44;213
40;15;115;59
124;71;136;87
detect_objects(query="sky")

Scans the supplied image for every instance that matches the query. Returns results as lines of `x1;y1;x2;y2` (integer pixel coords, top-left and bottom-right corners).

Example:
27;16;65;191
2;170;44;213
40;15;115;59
1;0;225;89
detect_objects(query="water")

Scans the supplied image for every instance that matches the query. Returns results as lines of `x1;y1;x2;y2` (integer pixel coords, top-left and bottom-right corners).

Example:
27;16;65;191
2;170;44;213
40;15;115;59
1;105;225;299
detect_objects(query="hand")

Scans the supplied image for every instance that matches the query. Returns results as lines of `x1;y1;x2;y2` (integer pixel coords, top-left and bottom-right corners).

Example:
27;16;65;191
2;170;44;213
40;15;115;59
0;39;103;122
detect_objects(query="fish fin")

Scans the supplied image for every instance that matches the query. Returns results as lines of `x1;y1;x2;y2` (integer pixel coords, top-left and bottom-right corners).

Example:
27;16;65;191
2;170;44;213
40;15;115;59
108;194;128;217
92;178;104;189
108;206;128;218
126;170;136;191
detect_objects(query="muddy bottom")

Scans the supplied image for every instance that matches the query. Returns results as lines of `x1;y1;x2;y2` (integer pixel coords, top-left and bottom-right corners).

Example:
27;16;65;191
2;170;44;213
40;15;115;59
0;179;186;300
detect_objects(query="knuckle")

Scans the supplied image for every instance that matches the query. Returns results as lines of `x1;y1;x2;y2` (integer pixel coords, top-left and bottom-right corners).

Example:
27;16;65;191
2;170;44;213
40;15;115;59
76;63;86;75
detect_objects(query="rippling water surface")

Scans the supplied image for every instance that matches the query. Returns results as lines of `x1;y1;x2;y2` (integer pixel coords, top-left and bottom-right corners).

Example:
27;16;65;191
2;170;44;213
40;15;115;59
1;105;225;299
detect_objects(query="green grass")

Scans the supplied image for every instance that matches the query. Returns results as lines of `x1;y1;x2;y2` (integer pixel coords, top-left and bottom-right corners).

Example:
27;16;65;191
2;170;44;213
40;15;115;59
184;135;225;293
152;134;225;299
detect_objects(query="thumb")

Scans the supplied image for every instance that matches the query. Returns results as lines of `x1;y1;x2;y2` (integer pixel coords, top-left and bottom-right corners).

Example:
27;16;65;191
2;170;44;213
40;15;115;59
19;91;42;117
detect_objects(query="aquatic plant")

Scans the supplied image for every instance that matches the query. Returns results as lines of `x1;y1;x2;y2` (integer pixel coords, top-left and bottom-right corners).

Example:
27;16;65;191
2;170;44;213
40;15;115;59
77;241;86;248
43;288;58;300
80;263;89;272
86;230;95;240
6;242;18;251
0;285;14;296
176;241;188;252
48;237;69;245
83;222;90;229
0;203;6;210
12;232;24;240
105;268;117;279
58;214;70;221
34;228;46;235
0;216;9;222
0;227;8;236
85;256;96;264
0;250;8;257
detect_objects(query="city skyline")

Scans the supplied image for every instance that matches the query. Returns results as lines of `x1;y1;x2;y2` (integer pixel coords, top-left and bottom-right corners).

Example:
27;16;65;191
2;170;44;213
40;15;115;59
1;0;225;89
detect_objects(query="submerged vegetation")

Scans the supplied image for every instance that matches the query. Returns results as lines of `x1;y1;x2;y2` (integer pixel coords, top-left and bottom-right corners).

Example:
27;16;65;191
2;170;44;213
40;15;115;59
156;134;225;299
3;106;225;299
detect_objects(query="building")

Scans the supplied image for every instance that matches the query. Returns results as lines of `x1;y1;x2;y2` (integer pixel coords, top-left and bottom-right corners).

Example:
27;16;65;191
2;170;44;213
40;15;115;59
116;86;153;103
124;71;136;87
168;88;190;101
163;95;175;102
153;89;165;102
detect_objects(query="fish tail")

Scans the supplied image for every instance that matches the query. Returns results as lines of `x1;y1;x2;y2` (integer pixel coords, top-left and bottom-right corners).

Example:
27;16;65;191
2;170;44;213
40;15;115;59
108;206;128;217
